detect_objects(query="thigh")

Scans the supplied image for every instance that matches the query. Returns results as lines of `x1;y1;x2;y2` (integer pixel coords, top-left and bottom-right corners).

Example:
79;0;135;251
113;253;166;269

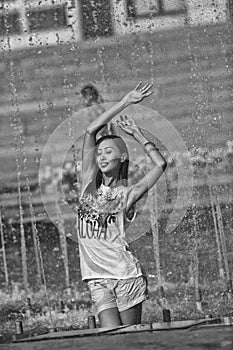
98;307;122;328
120;302;142;325
116;276;148;317
87;280;119;316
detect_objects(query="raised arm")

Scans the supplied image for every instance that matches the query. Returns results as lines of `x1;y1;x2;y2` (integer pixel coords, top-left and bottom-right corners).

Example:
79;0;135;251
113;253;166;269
117;115;167;211
86;82;153;135
81;83;153;193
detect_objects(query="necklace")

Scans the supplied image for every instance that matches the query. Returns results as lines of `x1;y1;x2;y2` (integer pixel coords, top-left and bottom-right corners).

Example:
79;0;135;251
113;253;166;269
76;184;125;225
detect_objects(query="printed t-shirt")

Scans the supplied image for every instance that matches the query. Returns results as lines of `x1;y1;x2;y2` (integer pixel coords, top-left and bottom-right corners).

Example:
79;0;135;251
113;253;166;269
77;184;142;281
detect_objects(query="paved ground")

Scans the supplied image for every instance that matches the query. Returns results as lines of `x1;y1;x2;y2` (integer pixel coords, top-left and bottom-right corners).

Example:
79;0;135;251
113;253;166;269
1;325;232;350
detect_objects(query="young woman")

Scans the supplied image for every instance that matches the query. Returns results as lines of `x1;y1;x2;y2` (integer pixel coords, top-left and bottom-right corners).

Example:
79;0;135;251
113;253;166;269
77;82;167;328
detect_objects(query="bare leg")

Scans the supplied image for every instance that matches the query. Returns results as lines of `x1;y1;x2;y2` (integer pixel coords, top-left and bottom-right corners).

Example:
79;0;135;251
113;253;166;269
98;307;122;328
120;303;142;325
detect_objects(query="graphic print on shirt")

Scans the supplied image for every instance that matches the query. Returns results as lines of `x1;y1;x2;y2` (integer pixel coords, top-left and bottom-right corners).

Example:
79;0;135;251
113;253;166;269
77;213;119;240
76;184;126;245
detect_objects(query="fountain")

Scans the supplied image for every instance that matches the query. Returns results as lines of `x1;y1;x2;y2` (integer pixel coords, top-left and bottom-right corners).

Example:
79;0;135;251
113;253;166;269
0;0;232;345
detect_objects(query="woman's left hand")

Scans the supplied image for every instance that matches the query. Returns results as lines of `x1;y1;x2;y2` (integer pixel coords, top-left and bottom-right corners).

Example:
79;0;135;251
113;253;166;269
117;115;140;136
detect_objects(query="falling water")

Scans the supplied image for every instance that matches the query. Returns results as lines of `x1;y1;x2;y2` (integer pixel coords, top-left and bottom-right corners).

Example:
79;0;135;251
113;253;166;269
147;37;155;86
191;205;202;311
146;36;161;285
96;46;107;95
148;183;161;286
2;9;29;293
10;46;44;287
51;16;74;293
128;25;141;84
185;24;211;285
2;3;56;328
186;26;208;127
0;209;9;287
89;0;108;95
209;184;225;280
215;195;230;282
9;70;28;293
0;1;232;332
215;19;233;143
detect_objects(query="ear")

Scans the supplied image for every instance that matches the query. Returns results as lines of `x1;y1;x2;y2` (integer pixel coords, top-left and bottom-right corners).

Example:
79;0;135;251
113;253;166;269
120;152;127;163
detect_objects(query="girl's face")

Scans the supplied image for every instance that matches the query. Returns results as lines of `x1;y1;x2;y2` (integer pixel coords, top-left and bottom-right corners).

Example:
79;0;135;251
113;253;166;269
96;139;125;174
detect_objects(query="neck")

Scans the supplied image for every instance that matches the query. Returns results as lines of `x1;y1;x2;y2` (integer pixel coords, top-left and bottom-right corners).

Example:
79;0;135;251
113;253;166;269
102;175;117;187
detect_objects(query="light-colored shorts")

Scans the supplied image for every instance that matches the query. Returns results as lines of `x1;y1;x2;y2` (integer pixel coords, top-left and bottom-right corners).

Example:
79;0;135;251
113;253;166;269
87;275;148;315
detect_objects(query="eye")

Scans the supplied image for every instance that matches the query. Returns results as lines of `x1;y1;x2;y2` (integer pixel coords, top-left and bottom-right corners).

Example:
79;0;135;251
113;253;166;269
106;149;112;154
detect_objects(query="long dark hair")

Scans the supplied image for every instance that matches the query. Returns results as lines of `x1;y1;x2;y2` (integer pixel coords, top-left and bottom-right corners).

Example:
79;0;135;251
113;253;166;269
84;134;135;220
95;135;129;189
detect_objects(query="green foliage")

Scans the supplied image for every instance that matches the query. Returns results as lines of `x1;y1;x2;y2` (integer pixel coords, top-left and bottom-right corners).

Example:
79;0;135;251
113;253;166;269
0;281;232;344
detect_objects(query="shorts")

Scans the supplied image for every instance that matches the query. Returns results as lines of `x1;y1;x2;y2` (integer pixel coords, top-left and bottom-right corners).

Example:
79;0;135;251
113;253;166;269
87;275;148;315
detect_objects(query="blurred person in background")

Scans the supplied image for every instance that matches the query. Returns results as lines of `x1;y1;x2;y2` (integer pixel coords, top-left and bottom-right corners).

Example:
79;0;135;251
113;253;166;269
81;84;104;108
81;83;113;135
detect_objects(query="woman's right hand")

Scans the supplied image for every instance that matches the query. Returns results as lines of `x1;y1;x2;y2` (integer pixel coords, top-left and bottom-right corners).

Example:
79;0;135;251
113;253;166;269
117;115;140;136
122;82;154;105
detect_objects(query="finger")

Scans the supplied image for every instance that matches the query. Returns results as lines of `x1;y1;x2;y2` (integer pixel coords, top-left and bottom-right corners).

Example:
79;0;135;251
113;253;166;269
116;121;123;129
140;83;150;91
117;120;123;125
139;83;150;92
122;115;128;123
141;83;153;94
126;115;133;122
117;120;125;128
136;81;142;90
144;89;154;97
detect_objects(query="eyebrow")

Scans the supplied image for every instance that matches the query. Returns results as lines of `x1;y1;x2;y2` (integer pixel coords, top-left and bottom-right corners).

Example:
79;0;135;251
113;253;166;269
97;146;114;151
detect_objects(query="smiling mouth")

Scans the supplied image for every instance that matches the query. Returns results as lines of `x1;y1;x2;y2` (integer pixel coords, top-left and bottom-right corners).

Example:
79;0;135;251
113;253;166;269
100;162;108;167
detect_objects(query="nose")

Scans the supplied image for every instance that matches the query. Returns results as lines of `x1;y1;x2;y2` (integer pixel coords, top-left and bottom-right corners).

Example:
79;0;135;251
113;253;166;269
99;153;106;161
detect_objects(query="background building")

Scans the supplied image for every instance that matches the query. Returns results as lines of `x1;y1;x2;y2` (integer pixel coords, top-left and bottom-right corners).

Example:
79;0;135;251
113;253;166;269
0;0;232;290
0;0;229;50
